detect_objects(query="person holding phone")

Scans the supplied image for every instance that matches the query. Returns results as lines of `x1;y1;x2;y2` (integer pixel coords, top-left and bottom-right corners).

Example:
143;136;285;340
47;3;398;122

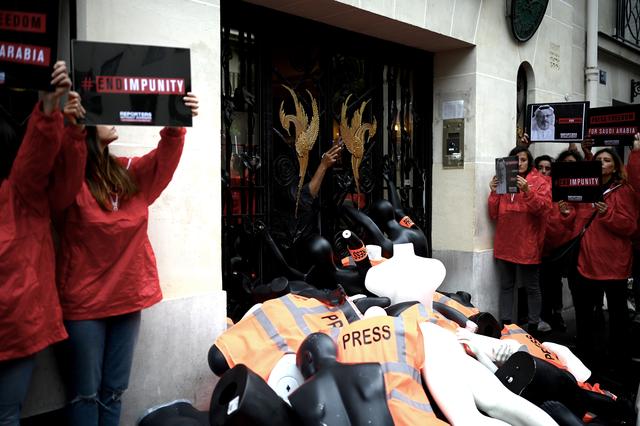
56;92;199;426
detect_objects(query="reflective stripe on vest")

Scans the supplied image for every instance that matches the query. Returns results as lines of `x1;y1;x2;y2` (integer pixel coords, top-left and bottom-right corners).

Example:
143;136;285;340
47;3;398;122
254;309;291;353
393;316;407;365
388;389;433;413
399;303;459;334
214;294;355;380
381;361;421;384
433;292;479;318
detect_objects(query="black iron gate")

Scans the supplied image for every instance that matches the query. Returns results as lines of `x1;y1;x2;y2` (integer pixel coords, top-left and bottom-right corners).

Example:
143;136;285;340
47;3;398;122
221;1;433;318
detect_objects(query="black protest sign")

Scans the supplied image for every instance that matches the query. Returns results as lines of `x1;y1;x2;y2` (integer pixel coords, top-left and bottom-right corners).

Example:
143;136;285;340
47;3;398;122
526;101;589;143
72;40;191;127
552;161;602;203
0;0;59;90
495;156;519;194
588;104;640;146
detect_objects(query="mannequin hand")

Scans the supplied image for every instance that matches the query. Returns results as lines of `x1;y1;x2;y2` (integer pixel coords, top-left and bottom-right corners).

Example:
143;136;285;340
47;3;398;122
489;176;498;192
516;175;529;192
492;339;524;364
63;91;86;128
41;61;72;114
595;201;608;215
633;132;640;151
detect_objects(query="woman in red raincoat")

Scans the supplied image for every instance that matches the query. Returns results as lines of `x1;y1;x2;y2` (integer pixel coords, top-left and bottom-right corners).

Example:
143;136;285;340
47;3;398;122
0;62;86;425
56;92;199;426
573;148;636;380
488;146;551;333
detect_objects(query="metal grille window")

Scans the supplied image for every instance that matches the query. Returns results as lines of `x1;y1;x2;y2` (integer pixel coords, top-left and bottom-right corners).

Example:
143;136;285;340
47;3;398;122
615;0;640;48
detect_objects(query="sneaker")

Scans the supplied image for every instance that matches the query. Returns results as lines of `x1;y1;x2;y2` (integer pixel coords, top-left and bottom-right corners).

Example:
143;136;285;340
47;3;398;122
536;320;552;333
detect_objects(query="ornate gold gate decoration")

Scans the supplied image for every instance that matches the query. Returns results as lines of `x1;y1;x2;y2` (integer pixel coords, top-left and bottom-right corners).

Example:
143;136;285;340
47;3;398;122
340;94;377;197
278;85;319;216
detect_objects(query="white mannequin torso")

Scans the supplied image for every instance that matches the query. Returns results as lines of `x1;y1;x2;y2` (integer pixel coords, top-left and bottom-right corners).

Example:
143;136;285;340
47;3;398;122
364;243;446;307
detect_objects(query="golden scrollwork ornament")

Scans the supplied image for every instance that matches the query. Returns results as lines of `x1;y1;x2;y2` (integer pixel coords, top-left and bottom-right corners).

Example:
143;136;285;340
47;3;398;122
279;85;319;217
340;94;377;197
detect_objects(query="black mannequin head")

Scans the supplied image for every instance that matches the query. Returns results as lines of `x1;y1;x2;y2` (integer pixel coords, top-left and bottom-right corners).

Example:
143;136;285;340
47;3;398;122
296;332;337;379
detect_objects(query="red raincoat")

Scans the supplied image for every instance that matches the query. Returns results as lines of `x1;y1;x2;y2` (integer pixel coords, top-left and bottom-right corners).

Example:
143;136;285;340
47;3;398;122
488;168;551;264
56;127;185;320
0;103;85;361
577;182;637;280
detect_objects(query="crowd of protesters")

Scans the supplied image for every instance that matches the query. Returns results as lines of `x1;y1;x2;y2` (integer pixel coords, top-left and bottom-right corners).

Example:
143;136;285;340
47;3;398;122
0;61;198;426
489;133;640;385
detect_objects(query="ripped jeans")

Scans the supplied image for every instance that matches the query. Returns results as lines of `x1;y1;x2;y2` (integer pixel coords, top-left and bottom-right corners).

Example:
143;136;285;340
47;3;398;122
63;311;141;426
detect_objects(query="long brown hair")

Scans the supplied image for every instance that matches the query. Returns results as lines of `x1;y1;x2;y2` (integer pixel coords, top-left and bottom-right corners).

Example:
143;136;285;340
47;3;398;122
594;148;627;186
85;126;138;210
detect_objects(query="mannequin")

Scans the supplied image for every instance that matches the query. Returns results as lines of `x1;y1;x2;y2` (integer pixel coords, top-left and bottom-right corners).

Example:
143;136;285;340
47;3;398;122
365;243;558;426
288;332;395;426
365;243;445;307
255;220;306;281
369;199;429;257
342;204;394;258
303;235;373;296
209;290;361;380
138;400;208;426
209;364;295;426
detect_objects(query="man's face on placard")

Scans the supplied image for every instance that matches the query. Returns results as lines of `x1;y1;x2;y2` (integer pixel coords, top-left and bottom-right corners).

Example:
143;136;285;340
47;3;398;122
535;108;554;130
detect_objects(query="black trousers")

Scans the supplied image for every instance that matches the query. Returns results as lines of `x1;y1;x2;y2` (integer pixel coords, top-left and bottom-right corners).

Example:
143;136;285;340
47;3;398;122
571;273;630;372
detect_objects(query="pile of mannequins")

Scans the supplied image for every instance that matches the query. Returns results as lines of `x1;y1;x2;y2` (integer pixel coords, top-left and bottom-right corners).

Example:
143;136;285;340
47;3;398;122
139;178;637;426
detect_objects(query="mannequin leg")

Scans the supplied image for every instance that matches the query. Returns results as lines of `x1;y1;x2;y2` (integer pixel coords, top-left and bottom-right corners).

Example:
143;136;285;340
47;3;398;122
460;355;558;426
419;323;509;426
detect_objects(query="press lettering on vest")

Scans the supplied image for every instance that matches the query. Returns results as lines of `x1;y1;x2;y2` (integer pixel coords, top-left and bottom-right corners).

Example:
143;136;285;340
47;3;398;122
342;325;392;349
525;334;557;361
321;314;343;328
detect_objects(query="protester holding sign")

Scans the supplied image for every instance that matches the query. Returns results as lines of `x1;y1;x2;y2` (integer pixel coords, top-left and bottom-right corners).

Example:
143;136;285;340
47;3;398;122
56;92;199;426
488;146;551;334
573;148;636;382
538;150;583;331
0;61;78;426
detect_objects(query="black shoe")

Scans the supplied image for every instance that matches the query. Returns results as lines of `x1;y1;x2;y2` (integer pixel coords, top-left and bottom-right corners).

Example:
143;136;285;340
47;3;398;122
550;312;567;332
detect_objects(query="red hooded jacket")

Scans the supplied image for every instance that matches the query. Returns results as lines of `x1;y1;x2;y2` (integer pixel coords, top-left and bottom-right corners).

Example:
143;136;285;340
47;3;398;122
0;103;85;361
576;180;637;280
56;127;185;320
488;167;551;264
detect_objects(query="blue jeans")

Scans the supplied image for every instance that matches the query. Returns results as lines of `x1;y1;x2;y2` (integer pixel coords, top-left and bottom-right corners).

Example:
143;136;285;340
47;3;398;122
0;355;36;426
64;311;141;426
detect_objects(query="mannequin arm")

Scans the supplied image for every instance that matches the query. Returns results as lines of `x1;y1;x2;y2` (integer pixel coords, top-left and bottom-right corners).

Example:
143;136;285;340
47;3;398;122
541;342;590;382
456;328;526;365
419;323;509;426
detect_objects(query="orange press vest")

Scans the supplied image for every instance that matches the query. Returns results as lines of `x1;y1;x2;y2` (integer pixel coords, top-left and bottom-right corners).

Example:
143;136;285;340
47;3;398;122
397;302;459;334
433;292;480;319
329;315;448;426
214;293;360;380
500;324;566;370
